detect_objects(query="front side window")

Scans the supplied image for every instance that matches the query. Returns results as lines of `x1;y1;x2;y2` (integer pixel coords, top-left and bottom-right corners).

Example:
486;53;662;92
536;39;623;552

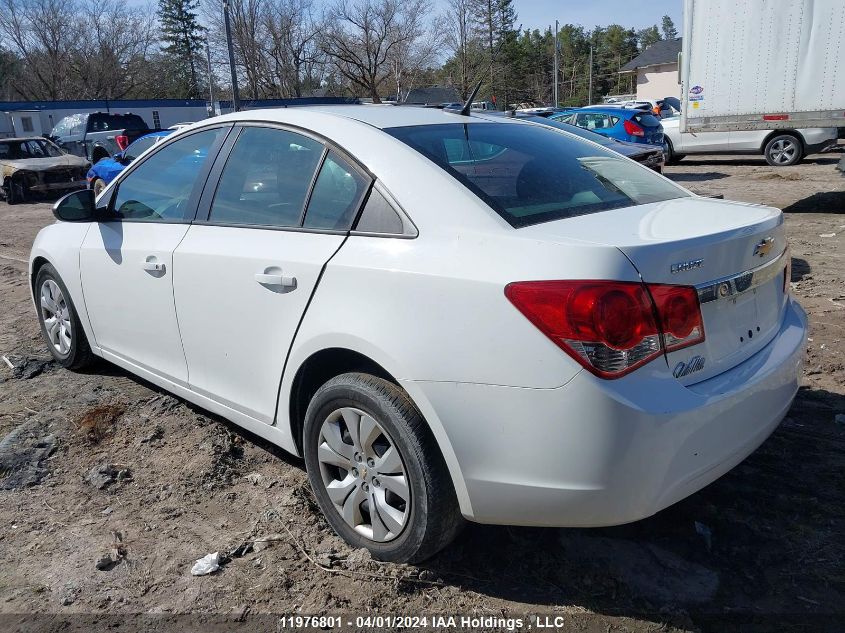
386;122;688;228
208;127;323;228
112;127;226;222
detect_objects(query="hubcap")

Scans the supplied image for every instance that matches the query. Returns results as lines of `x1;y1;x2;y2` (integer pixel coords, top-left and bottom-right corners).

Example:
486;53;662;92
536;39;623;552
769;139;797;165
316;407;410;542
40;279;72;355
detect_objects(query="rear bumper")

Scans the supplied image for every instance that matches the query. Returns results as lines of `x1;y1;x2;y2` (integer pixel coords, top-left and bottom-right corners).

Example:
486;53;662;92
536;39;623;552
414;297;807;526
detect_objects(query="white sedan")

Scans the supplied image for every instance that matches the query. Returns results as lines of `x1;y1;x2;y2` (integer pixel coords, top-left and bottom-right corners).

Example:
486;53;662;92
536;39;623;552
30;106;806;562
661;115;838;166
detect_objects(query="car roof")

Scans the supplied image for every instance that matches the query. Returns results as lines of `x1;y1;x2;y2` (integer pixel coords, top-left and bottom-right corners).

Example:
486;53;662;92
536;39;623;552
568;106;643;117
210;104;494;130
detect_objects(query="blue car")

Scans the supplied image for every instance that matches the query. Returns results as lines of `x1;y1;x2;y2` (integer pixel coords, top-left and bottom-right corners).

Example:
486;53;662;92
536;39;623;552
87;130;172;196
549;107;663;145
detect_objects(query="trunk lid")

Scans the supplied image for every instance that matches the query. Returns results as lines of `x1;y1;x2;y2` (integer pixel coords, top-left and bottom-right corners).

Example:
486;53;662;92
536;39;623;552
520;196;789;384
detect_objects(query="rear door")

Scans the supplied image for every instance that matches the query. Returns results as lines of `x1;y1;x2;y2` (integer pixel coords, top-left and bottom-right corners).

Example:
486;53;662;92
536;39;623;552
173;125;371;423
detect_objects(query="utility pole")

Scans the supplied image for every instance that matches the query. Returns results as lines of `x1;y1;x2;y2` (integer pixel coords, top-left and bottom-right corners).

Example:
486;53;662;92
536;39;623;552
223;0;241;112
206;40;215;116
553;20;559;107
587;45;593;105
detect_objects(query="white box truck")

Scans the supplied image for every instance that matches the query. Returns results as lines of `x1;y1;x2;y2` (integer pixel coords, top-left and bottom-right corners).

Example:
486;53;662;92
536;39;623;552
680;0;845;134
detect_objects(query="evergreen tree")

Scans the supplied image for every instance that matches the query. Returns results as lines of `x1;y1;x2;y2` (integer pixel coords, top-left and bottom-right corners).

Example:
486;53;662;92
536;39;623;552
637;25;661;50
158;0;205;98
661;15;678;40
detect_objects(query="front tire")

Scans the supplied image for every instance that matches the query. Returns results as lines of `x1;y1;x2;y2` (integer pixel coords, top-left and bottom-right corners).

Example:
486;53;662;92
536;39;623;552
34;264;95;370
764;134;803;166
303;373;463;563
662;138;683;165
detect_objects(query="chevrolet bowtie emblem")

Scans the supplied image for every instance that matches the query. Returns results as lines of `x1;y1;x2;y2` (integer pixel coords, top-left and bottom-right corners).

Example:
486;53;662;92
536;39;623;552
754;237;774;257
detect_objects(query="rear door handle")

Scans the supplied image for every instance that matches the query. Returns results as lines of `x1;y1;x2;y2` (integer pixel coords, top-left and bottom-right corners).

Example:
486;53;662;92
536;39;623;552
254;272;296;288
141;260;165;273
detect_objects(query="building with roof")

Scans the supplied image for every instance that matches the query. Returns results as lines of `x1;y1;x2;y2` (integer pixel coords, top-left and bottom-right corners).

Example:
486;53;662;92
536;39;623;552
620;38;682;102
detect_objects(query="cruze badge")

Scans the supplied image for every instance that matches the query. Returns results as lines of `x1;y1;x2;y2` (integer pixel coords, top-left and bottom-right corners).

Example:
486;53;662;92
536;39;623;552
673;355;705;379
754;237;774;257
670;258;703;274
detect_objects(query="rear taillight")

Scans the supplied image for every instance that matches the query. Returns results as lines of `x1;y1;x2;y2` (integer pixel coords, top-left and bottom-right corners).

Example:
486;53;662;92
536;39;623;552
623;119;645;137
505;280;705;379
115;135;129;150
647;285;705;352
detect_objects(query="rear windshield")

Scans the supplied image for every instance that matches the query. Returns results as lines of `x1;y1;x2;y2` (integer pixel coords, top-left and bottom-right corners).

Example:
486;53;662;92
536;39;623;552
88;113;149;132
386;122;686;228
632;113;661;127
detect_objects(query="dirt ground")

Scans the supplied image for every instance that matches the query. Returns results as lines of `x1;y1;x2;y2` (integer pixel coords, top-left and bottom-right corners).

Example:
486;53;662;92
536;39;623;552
1;149;844;633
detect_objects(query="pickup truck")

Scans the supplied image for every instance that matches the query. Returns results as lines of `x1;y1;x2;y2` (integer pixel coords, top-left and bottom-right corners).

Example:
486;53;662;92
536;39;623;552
49;112;150;164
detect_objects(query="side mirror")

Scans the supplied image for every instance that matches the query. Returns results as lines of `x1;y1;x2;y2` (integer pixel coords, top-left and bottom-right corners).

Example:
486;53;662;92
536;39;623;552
52;189;97;222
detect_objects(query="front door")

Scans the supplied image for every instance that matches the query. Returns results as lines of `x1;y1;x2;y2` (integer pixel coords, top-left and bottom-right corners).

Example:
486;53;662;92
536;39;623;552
173;125;371;422
80;126;229;384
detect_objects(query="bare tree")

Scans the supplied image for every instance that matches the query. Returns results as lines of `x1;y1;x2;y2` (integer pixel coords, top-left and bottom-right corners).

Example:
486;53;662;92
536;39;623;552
0;0;159;100
264;0;323;97
320;0;430;103
443;0;484;99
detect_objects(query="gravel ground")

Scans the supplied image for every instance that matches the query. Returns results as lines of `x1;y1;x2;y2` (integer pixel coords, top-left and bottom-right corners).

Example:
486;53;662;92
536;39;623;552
0;149;843;633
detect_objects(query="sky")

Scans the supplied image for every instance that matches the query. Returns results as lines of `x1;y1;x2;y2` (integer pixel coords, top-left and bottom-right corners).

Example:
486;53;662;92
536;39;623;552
439;0;684;32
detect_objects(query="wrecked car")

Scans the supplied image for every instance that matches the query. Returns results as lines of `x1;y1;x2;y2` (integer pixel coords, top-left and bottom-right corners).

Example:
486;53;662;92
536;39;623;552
1;137;90;204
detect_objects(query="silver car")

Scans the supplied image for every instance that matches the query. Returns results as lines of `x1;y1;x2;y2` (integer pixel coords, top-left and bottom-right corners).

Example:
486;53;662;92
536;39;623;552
661;116;838;166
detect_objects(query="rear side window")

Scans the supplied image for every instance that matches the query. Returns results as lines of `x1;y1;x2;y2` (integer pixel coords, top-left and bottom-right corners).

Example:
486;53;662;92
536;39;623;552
302;151;369;230
89;113;149;132
208;127;323;228
386;122;687;228
354;188;405;234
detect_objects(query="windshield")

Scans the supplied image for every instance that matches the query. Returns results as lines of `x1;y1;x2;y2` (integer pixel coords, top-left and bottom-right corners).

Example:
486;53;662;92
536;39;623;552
0;139;64;159
386;122;687;227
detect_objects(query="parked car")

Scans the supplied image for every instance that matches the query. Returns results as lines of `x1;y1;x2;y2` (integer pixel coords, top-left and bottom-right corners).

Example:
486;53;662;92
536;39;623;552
660;116;838;166
49;112;151;164
32;106;805;563
1;137;89;204
618;98;681;118
486;112;665;172
87;130;173;195
551;107;664;145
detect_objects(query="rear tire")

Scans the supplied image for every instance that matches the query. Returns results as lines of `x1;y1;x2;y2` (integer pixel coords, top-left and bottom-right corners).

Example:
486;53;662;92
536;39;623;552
34;263;95;370
303;372;463;563
764;134;803;166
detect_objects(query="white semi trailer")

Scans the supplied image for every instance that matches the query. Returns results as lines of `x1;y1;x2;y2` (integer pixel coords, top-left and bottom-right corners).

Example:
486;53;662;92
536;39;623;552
680;0;845;136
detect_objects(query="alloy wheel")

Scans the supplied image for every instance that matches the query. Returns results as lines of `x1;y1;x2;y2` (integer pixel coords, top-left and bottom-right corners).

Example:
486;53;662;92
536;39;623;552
768;138;798;165
316;407;410;542
40;279;72;355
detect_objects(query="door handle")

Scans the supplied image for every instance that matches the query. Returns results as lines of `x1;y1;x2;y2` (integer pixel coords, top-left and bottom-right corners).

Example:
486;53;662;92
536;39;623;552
141;260;165;273
254;272;296;288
